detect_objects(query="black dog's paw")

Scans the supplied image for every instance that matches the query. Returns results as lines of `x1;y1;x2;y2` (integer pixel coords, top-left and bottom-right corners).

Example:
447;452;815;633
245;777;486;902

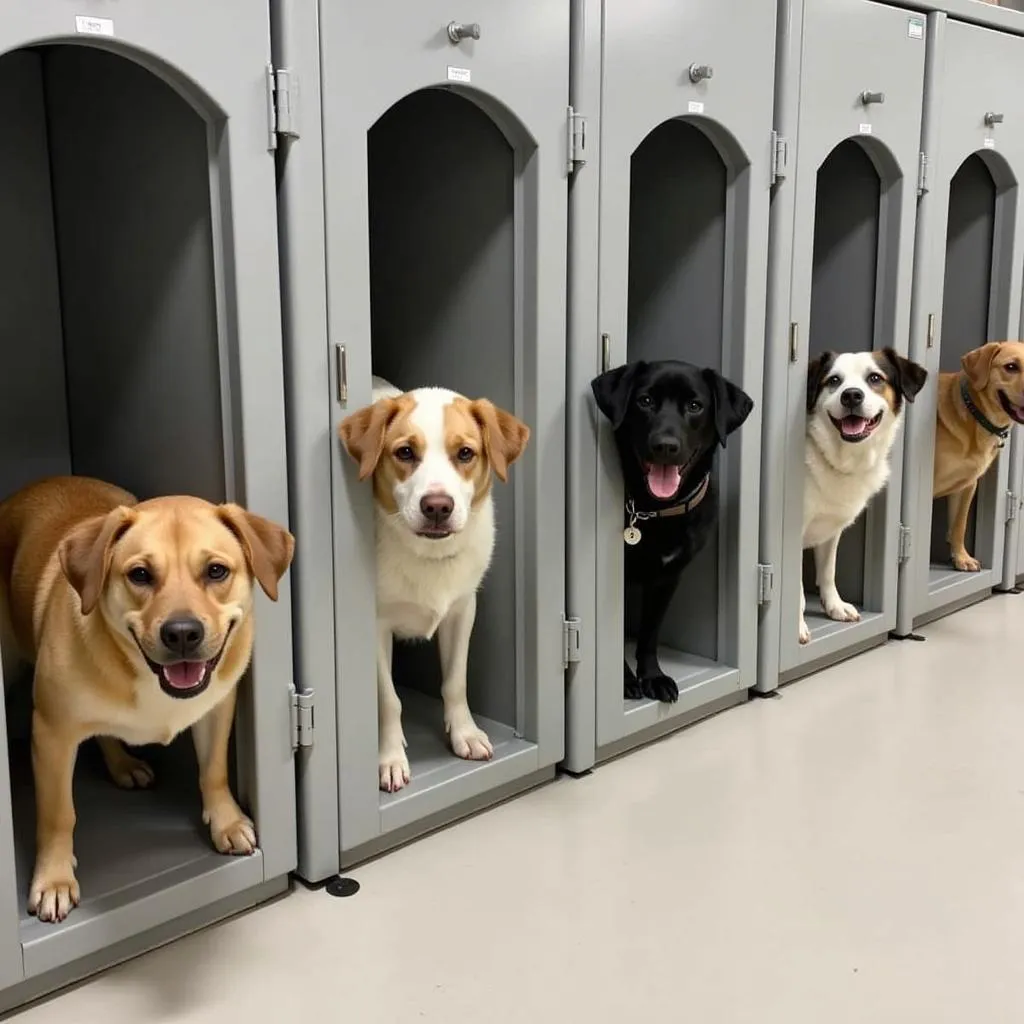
624;662;643;700
640;674;679;704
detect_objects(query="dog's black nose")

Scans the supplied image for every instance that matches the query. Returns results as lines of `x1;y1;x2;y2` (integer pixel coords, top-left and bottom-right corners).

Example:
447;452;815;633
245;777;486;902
840;388;864;410
650;436;681;460
420;493;454;525
160;616;205;657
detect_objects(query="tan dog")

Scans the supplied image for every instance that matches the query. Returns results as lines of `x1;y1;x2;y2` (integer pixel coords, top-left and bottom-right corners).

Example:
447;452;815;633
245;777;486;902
933;341;1024;571
339;378;528;793
0;476;293;922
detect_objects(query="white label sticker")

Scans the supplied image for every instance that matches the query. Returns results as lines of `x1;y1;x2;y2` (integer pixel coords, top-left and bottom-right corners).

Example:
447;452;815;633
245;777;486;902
859;123;873;135
75;15;114;36
908;16;925;39
984;137;996;149
446;66;471;84
687;101;705;115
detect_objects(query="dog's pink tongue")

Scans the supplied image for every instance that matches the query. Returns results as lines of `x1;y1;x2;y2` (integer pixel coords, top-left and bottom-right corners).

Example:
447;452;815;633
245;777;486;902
162;662;206;689
841;416;869;438
646;463;682;500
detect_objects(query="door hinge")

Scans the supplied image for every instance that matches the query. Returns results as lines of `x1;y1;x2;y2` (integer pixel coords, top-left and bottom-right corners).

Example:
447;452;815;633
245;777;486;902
289;685;314;750
567;107;587;174
266;66;300;151
770;130;789;186
562;616;581;669
897;523;912;564
756;563;774;605
916;151;930;197
1007;491;1018;523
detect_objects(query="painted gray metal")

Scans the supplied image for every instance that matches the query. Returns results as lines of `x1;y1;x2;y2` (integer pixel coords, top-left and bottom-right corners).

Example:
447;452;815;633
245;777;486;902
758;0;926;691
565;0;774;770
285;0;567;871
896;13;1024;633
0;0;296;1003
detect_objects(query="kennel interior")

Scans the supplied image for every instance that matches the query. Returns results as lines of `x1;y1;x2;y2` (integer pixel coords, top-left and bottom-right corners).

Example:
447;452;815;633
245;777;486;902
0;40;292;999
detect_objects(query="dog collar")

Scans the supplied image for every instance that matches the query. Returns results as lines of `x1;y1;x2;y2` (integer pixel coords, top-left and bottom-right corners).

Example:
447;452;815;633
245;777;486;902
623;473;711;545
960;375;1010;447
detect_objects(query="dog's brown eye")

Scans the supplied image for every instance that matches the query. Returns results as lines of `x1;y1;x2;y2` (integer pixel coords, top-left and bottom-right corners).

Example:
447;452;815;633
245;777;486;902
867;372;883;385
1005;361;1020;374
394;445;416;462
206;563;230;582
636;394;654;409
688;399;703;414
825;375;842;389
127;566;153;586
456;447;475;463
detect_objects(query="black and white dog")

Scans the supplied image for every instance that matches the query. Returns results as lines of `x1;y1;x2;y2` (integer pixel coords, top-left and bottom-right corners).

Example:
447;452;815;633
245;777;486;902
801;349;927;644
592;359;753;702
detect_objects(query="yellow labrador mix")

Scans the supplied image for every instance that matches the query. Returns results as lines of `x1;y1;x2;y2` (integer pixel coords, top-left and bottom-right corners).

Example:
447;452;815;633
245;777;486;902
0;476;293;923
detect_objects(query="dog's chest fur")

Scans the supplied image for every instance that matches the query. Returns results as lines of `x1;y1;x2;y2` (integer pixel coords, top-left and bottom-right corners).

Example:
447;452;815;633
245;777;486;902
802;418;898;547
376;499;495;640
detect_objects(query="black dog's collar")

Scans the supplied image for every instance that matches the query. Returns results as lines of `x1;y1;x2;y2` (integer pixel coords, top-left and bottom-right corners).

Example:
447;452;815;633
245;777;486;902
626;472;711;523
960;375;1009;447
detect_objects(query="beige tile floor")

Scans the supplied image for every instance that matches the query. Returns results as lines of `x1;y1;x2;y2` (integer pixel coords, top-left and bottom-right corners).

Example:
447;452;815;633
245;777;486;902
13;595;1024;1023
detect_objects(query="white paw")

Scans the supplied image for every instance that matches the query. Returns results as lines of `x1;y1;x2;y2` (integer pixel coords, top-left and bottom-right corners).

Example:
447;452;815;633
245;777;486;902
822;598;861;623
447;717;493;761
798;618;811;645
29;857;80;923
204;800;258;855
379;744;410;793
952;552;981;573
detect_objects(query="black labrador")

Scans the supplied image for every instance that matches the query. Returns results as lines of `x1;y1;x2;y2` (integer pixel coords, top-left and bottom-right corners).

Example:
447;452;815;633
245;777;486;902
592;359;754;702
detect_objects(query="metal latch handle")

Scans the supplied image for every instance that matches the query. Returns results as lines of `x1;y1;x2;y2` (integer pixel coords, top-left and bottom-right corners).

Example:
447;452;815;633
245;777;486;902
447;21;480;43
688;63;714;83
860;90;885;105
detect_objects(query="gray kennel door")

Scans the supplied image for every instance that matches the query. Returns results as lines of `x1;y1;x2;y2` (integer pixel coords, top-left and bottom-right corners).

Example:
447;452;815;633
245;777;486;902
314;0;568;857
585;0;775;752
775;0;925;681
897;13;1024;633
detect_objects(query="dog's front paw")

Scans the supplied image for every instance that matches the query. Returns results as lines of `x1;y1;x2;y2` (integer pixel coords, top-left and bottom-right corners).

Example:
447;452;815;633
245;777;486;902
447;715;494;762
952;551;981;572
798;618;811;645
822;597;861;624
379;745;411;793
107;750;155;790
624;662;643;700
640;673;679;703
29;857;80;923
204;799;257;855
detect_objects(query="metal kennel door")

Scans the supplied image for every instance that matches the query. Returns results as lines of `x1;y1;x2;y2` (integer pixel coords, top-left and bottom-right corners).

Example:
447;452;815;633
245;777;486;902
580;0;774;754
312;0;568;858
773;0;925;684
896;13;1024;634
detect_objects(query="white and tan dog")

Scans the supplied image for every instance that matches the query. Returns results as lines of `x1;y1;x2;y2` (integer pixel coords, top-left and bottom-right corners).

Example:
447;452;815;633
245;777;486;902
801;349;927;644
339;377;529;792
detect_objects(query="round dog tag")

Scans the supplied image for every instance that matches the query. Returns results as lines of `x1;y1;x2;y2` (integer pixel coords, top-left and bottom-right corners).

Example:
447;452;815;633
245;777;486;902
623;526;642;546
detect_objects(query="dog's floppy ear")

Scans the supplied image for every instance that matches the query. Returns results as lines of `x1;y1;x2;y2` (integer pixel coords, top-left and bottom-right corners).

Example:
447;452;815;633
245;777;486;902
59;506;136;615
470;399;531;483
961;341;1002;392
217;505;295;601
878;347;928;403
338;397;403;480
806;351;837;414
701;368;754;448
591;361;646;430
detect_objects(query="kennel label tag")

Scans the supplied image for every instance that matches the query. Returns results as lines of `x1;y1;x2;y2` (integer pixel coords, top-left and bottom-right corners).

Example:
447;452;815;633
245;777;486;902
984;137;996;149
75;15;115;36
447;66;472;84
859;123;873;135
687;101;704;115
907;16;925;39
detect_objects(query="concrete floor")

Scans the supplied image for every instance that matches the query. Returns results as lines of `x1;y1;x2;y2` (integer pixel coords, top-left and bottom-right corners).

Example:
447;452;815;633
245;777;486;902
13;595;1024;1022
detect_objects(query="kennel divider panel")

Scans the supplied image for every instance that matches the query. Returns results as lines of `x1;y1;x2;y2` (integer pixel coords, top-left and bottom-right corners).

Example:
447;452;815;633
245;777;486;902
585;0;774;757
315;0;567;860
0;0;296;1000
896;13;1024;633
771;0;925;687
0;666;22;991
